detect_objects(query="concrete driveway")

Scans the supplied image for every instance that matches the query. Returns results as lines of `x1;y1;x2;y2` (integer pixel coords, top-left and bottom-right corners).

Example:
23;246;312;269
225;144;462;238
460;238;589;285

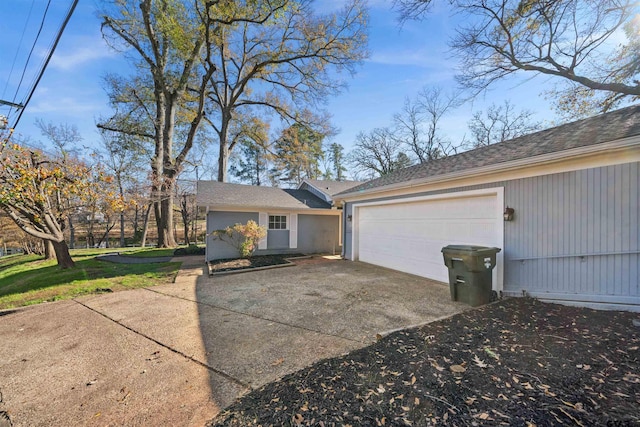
0;256;468;426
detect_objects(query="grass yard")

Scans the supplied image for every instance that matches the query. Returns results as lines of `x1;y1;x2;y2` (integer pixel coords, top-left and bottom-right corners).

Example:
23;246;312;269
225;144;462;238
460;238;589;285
119;247;177;257
0;248;181;310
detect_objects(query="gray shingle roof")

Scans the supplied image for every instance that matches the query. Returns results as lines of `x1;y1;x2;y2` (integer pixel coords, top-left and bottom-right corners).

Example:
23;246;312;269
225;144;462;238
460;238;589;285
197;181;331;210
301;179;364;198
338;104;640;196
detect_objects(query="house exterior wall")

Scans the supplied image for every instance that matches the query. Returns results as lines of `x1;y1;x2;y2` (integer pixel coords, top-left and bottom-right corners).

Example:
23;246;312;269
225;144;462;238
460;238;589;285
206;211;259;260
267;230;290;249
344;162;639;309
206;210;342;260
298;214;341;255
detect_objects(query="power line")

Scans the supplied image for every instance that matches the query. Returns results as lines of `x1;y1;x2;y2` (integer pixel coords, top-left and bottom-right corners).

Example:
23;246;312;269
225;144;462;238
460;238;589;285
1;0;36;101
12;0;79;131
11;0;50;111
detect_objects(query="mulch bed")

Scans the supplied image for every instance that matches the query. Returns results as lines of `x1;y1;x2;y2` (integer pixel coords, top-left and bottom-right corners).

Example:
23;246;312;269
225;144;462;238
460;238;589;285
209;298;640;427
209;254;305;273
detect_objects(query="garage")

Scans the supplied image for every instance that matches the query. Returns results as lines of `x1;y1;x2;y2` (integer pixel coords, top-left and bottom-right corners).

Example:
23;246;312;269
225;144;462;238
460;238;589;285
352;188;504;287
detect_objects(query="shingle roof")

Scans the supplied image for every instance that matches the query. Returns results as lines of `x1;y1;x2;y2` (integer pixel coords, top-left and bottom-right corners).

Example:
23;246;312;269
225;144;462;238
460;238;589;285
197;181;332;210
302;179;364;198
338;104;640;196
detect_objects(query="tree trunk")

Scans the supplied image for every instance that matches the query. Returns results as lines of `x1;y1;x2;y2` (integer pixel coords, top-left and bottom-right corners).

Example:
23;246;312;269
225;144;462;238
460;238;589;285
154;200;162;247
120;211;125;248
141;202;153;247
97;222;116;248
44;240;56;260
155;180;177;248
105;220;111;248
159;194;177;247
181;194;190;246
68;215;75;249
52;240;74;269
217;116;231;182
217;145;228;182
133;204;140;236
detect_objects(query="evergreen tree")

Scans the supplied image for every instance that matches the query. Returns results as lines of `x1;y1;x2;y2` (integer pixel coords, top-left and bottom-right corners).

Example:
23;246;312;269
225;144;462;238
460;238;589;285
328;143;347;181
271;123;325;186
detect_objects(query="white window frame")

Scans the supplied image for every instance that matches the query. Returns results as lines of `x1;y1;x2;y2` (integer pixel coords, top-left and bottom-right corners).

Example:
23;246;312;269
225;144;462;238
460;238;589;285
268;214;289;230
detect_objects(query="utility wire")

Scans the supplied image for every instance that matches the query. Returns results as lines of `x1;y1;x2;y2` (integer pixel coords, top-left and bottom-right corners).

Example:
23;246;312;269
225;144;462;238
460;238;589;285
1;0;36;101
12;0;79;131
11;0;52;109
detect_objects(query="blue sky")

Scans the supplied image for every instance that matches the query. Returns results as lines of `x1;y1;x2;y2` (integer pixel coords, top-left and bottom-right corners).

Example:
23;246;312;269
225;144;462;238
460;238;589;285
1;0;557;163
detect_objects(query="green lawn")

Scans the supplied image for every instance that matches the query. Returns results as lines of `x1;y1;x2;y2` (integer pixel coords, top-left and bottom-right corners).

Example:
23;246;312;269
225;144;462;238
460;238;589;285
118;247;177;257
0;249;181;310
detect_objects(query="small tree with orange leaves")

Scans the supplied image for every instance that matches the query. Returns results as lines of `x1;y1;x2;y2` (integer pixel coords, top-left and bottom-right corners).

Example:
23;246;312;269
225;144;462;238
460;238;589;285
0;142;123;268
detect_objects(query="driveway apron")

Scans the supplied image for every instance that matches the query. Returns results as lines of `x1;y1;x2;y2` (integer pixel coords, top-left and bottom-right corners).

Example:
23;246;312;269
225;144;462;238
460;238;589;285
0;256;467;426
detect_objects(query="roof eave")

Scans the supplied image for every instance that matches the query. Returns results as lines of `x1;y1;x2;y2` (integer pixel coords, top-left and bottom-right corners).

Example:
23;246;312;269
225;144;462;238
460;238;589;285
199;203;334;212
337;135;640;201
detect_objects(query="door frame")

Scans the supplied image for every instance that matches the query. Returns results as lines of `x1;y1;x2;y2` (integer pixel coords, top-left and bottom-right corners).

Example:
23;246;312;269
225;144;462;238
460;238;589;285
351;187;505;291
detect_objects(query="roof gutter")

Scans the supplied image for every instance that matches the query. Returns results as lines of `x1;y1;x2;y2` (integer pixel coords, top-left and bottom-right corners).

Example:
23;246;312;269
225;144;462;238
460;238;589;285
338;136;640;201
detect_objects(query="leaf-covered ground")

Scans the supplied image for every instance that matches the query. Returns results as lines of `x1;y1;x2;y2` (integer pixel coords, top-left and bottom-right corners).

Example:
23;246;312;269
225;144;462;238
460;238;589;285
209;298;639;427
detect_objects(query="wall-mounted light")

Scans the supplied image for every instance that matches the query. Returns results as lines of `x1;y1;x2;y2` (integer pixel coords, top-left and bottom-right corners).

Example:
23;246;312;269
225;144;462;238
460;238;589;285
347;214;353;222
503;206;515;221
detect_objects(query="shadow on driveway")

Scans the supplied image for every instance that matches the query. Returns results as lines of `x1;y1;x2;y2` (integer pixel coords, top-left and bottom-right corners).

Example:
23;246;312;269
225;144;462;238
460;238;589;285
191;257;468;401
0;256;467;426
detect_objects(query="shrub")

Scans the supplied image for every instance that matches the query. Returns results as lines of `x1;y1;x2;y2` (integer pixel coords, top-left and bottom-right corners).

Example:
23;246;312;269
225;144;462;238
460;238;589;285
173;245;205;256
210;220;267;258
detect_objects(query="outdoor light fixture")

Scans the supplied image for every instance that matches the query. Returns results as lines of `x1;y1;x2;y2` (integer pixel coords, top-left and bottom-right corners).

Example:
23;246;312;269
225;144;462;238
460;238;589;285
347;214;353;222
503;206;515;221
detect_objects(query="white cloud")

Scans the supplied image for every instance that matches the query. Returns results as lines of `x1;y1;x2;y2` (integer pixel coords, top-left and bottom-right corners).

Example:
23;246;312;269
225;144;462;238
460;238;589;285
369;49;455;70
28;95;104;115
49;40;116;71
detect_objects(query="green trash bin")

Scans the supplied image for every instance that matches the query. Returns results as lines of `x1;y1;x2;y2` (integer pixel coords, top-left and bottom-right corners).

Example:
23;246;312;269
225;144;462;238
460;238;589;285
441;245;501;307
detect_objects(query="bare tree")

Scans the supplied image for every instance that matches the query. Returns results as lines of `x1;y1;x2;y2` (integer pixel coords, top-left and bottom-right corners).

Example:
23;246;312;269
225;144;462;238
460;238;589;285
99;0;287;247
348;128;414;178
394;86;460;162
467;100;542;148
35;120;82;249
395;0;640;118
205;0;368;182
97;129;148;247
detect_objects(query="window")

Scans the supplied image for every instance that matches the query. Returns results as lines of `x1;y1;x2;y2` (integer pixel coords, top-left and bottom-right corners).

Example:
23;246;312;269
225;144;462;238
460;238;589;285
268;215;287;230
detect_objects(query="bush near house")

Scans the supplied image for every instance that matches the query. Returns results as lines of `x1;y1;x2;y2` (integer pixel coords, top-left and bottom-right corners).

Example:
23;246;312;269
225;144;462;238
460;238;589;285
210;220;267;258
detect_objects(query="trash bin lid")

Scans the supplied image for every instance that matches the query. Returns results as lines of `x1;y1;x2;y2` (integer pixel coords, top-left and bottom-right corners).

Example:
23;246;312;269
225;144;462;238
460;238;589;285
441;245;501;254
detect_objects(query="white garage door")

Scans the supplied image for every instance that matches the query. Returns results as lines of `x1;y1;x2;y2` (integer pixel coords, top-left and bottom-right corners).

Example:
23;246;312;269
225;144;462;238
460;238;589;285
355;191;501;283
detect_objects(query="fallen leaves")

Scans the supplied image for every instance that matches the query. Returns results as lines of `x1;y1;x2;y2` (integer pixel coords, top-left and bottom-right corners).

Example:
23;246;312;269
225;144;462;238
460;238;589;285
622;372;640;383
473;355;488;368
209;299;640;427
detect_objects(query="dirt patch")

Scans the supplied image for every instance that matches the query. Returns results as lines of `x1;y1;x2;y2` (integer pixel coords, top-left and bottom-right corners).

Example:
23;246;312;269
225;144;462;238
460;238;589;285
209;254;305;273
209;298;640;427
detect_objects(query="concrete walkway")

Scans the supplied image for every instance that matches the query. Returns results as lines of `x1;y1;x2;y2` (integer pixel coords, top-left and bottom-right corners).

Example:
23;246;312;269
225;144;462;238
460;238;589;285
95;252;174;264
0;256;467;426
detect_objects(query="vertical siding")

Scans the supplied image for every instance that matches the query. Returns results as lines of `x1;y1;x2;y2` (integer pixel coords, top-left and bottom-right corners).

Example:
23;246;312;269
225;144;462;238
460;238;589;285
503;163;639;303
343;203;354;258
343;162;639;306
297;214;341;254
207;211;259;261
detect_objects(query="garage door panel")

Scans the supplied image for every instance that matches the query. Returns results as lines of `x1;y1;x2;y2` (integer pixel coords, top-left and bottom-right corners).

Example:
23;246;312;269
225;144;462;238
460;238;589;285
356;194;500;284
